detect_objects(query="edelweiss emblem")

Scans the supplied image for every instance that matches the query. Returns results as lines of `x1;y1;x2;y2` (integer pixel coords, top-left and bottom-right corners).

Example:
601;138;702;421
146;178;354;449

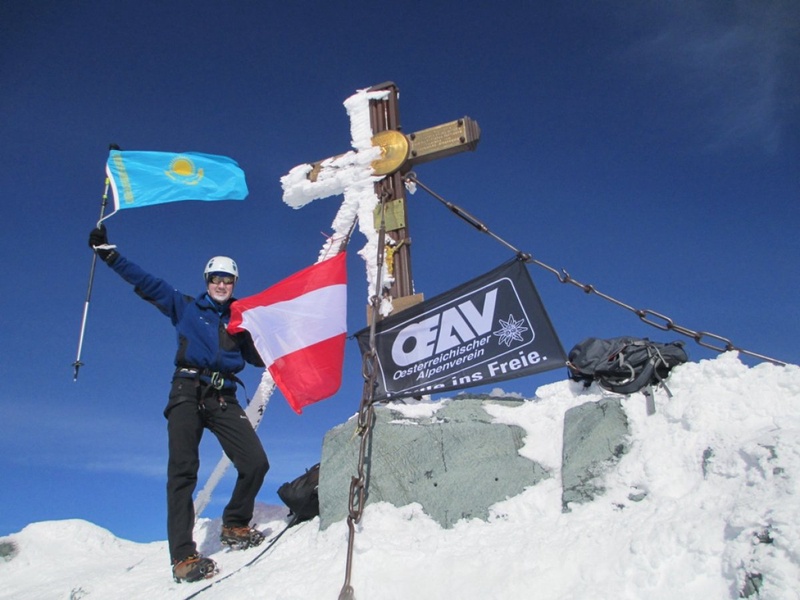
493;314;529;347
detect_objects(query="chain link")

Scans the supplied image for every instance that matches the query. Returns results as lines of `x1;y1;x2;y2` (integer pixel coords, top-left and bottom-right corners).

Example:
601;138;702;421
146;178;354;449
338;190;392;600
404;173;789;367
338;351;377;600
337;173;791;596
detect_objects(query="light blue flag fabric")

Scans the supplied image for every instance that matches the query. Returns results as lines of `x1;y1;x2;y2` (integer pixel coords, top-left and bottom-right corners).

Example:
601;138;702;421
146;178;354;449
103;150;248;219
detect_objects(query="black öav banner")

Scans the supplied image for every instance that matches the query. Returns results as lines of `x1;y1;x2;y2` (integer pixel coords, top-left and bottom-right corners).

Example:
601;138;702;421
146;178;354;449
356;258;566;400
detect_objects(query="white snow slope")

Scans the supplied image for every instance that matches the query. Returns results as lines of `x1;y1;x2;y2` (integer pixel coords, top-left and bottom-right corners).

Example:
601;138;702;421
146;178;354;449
2;352;798;600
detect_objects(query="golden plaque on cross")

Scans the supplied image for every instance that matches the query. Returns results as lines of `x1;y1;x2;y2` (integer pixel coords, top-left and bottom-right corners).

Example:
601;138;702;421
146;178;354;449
307;116;481;181
290;82;481;305
371;130;409;176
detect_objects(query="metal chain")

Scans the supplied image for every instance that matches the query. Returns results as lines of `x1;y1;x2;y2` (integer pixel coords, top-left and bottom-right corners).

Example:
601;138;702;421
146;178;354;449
403;172;789;367
338;183;393;600
337;352;377;600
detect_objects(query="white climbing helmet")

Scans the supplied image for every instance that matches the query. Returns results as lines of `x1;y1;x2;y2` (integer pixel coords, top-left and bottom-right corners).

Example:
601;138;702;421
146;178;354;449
204;256;239;282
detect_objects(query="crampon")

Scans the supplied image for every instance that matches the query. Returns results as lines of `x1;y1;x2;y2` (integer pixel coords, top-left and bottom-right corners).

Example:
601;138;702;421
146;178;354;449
219;525;265;550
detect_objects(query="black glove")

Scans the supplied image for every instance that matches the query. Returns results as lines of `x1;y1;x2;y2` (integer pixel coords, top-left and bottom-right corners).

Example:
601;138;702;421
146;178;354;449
88;225;118;263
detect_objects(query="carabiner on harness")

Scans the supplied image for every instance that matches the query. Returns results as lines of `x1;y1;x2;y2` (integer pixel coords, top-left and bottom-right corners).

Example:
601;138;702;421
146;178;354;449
210;372;225;390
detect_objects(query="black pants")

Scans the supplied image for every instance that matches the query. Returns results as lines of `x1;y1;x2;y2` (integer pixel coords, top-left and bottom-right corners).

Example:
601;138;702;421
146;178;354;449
165;378;269;562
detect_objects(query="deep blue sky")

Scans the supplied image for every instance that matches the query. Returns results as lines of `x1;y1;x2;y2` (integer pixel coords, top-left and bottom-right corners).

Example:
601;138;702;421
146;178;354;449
2;1;797;543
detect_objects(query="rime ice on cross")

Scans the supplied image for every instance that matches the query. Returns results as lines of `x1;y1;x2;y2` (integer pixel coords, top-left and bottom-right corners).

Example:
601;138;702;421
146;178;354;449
282;85;480;317
281;88;392;313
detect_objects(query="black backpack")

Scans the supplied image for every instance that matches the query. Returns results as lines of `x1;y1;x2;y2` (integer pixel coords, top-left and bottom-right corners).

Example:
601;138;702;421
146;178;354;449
277;463;320;525
567;337;688;397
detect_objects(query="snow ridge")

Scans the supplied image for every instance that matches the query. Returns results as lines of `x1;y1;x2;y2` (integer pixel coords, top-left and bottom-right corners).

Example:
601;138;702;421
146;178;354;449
1;353;798;600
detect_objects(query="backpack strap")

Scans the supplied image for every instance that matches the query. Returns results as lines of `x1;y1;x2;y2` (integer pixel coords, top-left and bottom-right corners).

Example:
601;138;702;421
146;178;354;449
600;357;658;395
601;343;676;399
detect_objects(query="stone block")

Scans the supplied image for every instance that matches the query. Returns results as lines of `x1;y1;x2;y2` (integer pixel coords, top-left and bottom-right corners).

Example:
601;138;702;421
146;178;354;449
319;397;550;529
561;398;630;510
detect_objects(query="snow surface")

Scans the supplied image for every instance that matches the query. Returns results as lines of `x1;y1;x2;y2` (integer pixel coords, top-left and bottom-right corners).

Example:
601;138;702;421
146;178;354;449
2;352;799;600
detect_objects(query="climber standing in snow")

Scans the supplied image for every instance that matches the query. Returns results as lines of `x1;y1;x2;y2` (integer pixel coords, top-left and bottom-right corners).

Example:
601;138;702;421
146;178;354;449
89;224;269;583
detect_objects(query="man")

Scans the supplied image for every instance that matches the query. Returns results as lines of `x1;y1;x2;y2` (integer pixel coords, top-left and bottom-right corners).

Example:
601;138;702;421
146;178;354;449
89;225;269;583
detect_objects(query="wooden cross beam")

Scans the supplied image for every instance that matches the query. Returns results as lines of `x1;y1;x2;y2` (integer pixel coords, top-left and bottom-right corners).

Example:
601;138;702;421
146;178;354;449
281;82;480;314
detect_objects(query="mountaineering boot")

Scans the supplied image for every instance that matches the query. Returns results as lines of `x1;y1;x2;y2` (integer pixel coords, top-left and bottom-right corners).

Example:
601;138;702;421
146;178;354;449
172;553;218;583
219;524;265;550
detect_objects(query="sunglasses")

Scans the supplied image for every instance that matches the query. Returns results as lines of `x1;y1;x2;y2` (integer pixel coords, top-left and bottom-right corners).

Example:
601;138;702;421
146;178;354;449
208;275;235;285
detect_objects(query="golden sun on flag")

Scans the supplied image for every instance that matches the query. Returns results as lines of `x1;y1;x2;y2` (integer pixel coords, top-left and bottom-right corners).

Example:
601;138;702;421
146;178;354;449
165;156;204;185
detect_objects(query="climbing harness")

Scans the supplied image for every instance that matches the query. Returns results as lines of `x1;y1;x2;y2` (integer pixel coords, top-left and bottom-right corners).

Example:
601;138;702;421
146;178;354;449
175;366;249;411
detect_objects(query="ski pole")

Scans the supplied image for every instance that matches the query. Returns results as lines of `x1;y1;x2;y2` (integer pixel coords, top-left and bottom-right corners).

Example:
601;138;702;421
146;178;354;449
72;175;111;381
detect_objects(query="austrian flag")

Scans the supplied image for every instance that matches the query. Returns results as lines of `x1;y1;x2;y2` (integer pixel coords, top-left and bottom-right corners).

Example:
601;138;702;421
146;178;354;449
228;253;347;414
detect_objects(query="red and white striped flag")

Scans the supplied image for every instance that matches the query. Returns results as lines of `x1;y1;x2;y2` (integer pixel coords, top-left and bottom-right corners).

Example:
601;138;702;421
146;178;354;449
228;253;347;414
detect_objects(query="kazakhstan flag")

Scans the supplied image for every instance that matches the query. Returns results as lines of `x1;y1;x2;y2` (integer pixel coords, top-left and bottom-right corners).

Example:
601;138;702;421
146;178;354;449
104;150;248;217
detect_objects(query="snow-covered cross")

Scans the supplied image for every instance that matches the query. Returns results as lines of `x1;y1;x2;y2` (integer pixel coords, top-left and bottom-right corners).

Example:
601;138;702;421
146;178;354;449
281;82;480;317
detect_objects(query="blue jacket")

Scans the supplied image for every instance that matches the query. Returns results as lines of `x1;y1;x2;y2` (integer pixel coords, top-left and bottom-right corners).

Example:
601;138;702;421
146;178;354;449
108;254;264;380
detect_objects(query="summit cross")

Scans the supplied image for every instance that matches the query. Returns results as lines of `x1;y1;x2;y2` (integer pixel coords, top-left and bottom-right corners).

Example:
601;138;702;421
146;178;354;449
281;82;480;317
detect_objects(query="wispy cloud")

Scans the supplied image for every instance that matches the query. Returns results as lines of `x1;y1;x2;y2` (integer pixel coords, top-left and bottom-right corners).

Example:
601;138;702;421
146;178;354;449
82;455;165;478
628;1;799;152
0;399;164;478
1;396;311;484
